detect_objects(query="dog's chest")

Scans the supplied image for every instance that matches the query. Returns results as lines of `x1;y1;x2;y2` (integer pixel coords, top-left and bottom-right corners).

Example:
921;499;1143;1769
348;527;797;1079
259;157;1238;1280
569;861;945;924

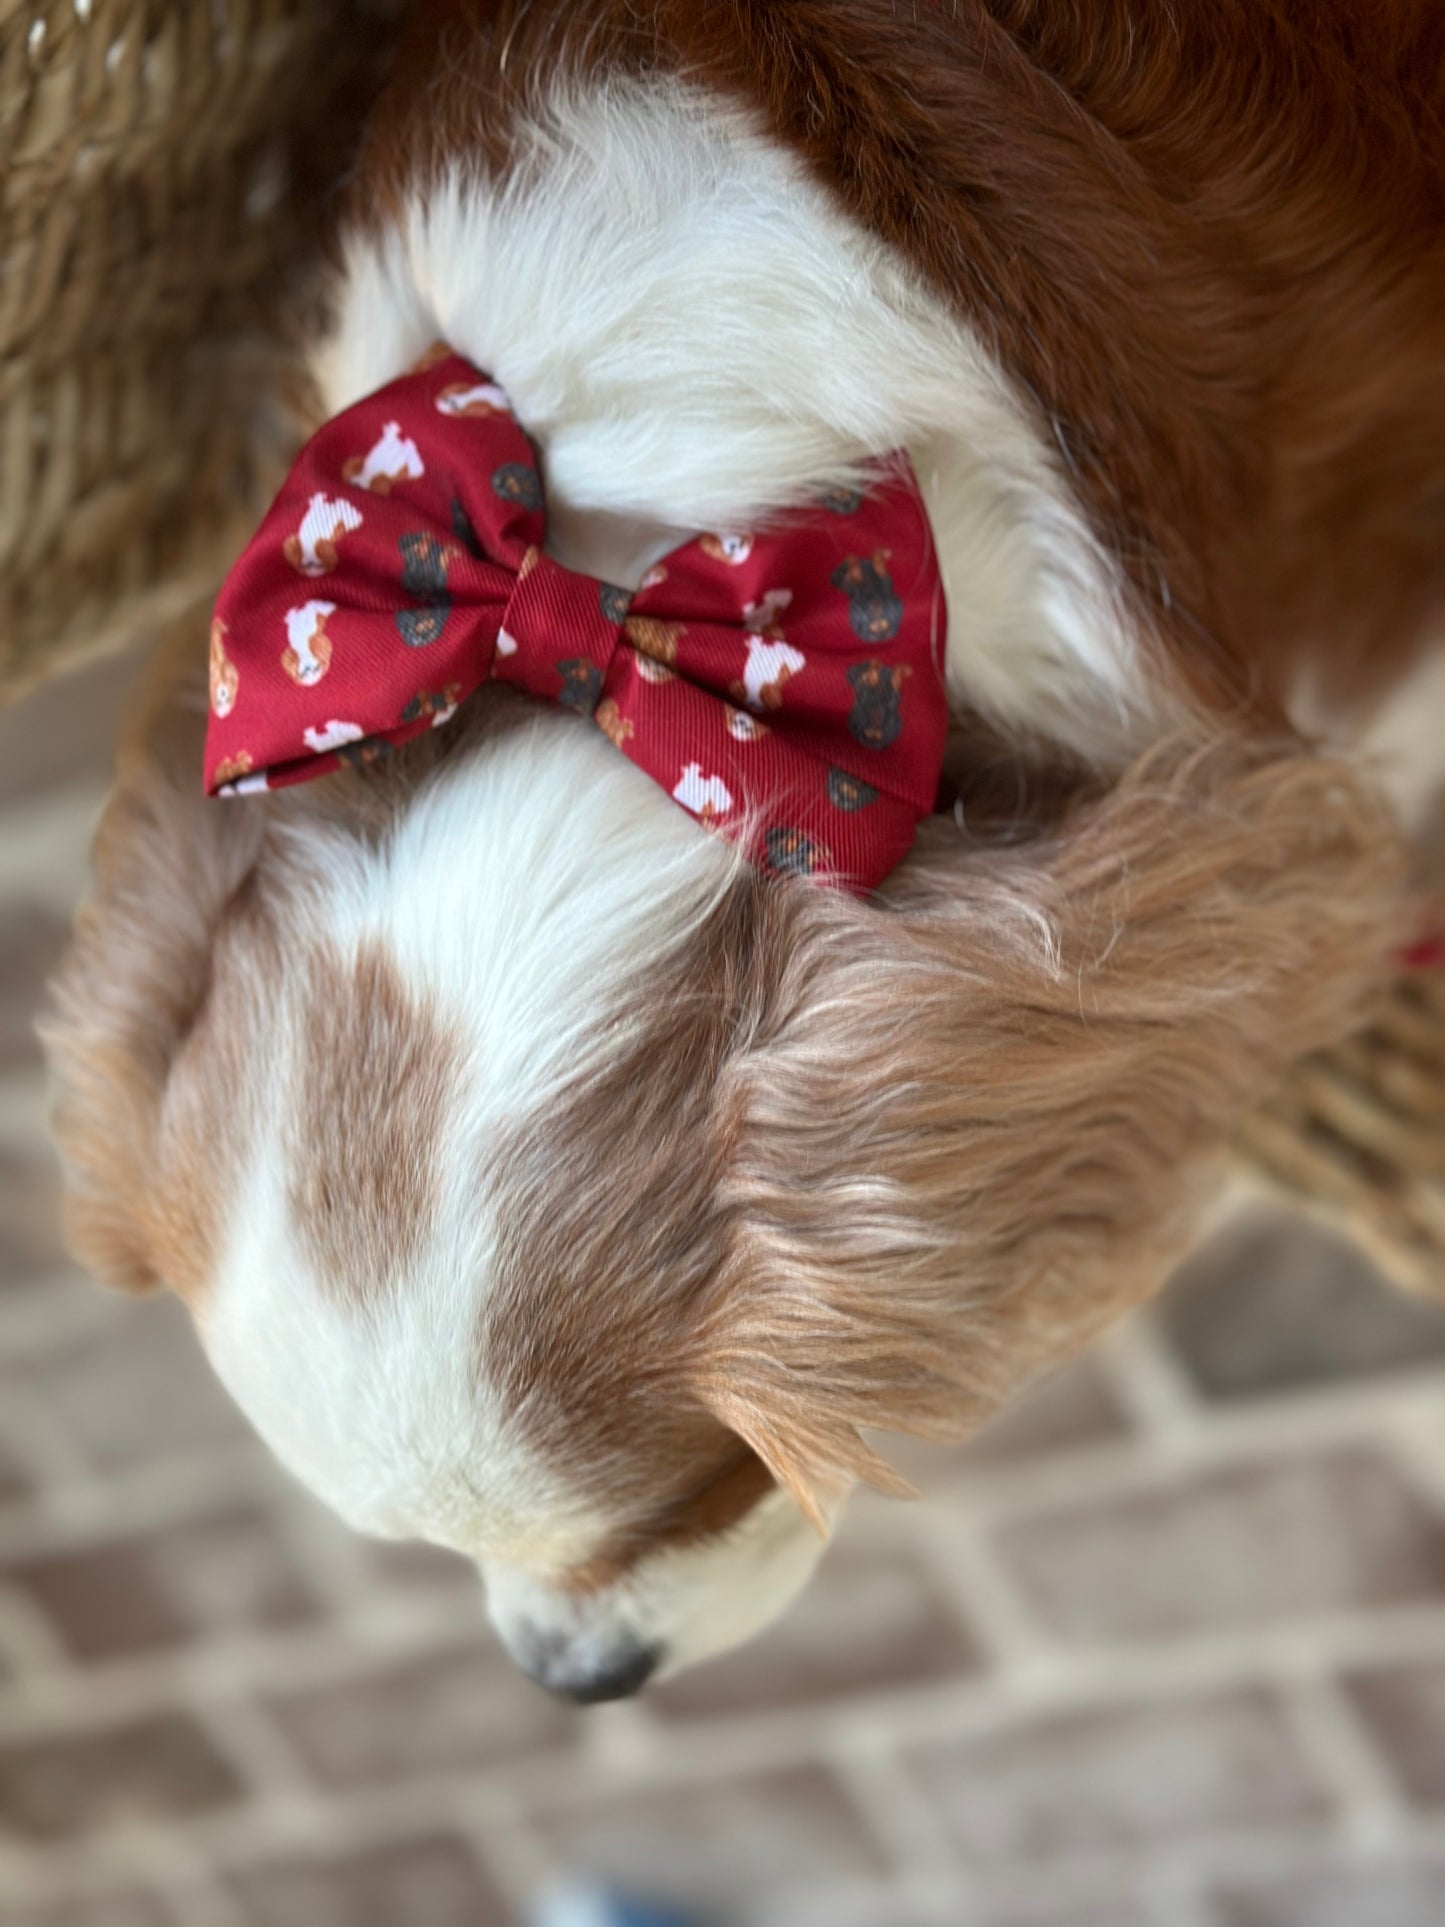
318;79;1157;770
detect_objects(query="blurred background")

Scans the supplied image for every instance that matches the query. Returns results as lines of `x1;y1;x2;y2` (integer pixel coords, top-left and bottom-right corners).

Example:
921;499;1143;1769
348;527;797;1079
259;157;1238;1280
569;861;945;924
2;656;1445;1927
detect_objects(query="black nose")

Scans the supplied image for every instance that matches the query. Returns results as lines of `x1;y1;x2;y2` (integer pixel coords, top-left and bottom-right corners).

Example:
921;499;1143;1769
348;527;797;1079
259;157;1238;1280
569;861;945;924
546;1643;661;1705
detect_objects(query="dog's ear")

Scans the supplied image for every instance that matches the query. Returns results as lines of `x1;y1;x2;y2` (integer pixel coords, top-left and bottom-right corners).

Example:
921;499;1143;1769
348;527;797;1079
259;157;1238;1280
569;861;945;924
40;622;270;1296
696;733;1404;1519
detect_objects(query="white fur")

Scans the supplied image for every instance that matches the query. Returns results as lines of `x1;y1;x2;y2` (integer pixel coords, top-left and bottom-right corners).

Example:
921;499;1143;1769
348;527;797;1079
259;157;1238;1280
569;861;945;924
485;1489;830;1690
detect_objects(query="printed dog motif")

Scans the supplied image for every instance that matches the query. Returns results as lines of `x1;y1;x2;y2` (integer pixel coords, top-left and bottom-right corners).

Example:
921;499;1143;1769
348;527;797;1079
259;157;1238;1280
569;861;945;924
282;492;362;576
595;698;634;749
831;552;904;642
726;706;769;742
336;738;390;770
765;826;829;876
623;616;683;666
731;635;806;712
599;582;633;625
847;659;911;749
401;684;463;728
209;619;239;718
556;660;604;714
212;750;255;788
700;532;754;566
826;766;879;811
281;601;337;687
673;763;734;821
342;420;425;493
632;655;675;684
302;720;365;754
742;588;793;636
451;498;484;558
396;533;462;648
491;462;543;510
436;379;513;418
819;484;864;515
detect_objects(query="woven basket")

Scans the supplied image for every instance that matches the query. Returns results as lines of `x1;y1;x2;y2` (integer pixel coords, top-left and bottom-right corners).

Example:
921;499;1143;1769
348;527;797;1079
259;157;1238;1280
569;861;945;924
0;0;393;705
1238;966;1445;1293
3;0;1443;1296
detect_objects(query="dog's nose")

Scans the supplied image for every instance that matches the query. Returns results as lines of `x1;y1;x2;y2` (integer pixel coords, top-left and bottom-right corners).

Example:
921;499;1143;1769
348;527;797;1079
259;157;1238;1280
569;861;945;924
556;1643;660;1704
521;1637;661;1704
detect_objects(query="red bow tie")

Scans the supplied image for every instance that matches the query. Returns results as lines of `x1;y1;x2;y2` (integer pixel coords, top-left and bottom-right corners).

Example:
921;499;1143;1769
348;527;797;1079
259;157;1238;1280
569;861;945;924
205;348;948;891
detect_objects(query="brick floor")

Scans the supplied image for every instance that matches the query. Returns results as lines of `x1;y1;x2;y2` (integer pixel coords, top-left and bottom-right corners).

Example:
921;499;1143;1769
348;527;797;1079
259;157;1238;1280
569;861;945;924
2;664;1445;1925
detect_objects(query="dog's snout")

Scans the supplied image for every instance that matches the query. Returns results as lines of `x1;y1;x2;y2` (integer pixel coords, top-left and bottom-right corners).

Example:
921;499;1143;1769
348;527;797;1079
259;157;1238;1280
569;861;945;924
518;1635;661;1704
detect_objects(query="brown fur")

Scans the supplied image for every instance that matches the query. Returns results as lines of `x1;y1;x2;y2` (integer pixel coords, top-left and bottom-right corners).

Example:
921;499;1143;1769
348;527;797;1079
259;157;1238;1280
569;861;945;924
289;943;461;1304
365;0;1445;725
42;638;540;1302
42;627;273;1298
488;734;1403;1538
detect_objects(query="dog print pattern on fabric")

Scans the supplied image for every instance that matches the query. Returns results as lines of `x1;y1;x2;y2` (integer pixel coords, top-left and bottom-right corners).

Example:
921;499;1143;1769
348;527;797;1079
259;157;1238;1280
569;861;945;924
282;602;337;688
205;350;949;893
831;554;905;643
209;620;239;718
282;493;363;576
343;421;425;493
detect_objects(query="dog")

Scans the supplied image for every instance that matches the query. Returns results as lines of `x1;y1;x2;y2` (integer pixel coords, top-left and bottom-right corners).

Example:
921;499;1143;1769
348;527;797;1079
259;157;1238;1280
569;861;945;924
731;635;807;714
207;619;238;719
342;419;426;493
281;491;362;576
280;600;336;688
44;3;1444;1705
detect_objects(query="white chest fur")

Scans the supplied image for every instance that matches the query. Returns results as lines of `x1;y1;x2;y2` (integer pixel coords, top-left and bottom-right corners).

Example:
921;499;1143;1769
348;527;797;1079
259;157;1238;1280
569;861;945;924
317;79;1157;771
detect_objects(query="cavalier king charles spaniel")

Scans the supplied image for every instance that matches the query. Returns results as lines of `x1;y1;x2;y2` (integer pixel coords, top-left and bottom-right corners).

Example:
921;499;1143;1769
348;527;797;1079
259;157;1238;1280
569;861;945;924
44;2;1443;1699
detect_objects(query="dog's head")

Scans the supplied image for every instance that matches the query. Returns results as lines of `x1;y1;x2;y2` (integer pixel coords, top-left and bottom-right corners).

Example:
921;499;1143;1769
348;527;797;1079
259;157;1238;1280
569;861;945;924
42;638;1398;1698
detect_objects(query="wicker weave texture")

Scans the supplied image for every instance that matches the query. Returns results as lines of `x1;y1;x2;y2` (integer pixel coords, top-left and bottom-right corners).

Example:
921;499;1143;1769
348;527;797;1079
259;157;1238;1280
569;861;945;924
1;0;388;703
1239;968;1445;1293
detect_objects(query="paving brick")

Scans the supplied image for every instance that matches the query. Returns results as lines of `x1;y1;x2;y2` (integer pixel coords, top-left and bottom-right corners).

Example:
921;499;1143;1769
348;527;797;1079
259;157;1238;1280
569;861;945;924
2;1893;179;1927
1;1504;321;1662
885;1359;1130;1489
0;1710;241;1841
0;1431;32;1502
0;902;70;1070
363;1536;479;1601
1213;1861;1445;1927
1343;1658;1445;1807
536;1765;887;1905
3;1295;247;1472
264;1635;576;1787
228;1832;510;1927
904;1687;1331;1867
1162;1211;1445;1399
652;1537;977;1721
0;1145;69;1293
751;1889;1159;1927
992;1447;1445;1643
0;648;135;809
983;1905;1159;1927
